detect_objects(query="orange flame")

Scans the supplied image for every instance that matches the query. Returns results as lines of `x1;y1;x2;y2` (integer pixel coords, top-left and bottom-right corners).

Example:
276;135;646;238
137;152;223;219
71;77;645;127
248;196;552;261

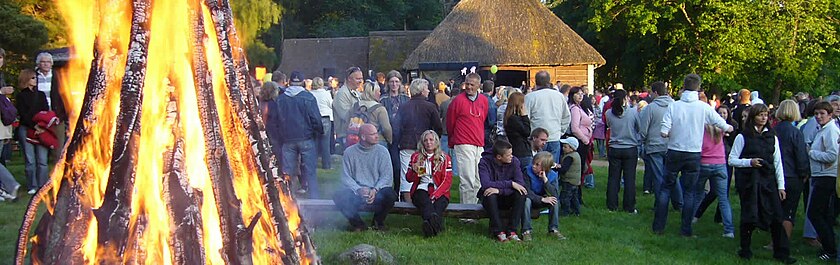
41;0;309;264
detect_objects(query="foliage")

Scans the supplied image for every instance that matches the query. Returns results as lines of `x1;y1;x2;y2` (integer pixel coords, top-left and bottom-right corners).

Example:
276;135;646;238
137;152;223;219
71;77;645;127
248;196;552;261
0;2;49;82
554;0;840;102
280;0;444;39
229;0;283;69
11;0;66;49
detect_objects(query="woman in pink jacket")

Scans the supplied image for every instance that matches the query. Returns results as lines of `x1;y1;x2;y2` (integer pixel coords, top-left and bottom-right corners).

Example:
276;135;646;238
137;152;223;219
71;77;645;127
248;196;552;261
569;87;593;180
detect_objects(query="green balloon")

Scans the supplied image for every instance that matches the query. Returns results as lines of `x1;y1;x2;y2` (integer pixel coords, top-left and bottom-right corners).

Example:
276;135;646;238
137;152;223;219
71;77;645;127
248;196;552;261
490;65;498;74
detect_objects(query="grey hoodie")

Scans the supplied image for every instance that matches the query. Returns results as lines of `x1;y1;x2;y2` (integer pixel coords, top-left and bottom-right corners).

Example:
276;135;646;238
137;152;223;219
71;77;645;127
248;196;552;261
637;96;673;154
605;105;640;149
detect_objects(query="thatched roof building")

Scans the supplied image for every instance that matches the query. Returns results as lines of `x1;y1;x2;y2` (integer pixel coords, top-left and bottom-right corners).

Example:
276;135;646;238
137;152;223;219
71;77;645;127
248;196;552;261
403;0;605;87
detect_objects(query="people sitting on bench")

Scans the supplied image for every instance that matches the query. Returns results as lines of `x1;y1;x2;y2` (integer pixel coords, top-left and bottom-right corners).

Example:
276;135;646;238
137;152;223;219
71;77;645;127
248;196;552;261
478;140;527;242
522;151;565;241
405;130;453;237
333;123;398;232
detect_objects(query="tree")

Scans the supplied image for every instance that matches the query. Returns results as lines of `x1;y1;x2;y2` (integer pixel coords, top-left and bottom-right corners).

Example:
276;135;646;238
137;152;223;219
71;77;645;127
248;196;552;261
0;2;49;80
230;0;283;69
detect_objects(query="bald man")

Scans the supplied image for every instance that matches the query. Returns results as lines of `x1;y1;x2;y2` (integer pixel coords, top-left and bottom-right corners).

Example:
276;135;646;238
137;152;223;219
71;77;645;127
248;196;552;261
333;123;398;231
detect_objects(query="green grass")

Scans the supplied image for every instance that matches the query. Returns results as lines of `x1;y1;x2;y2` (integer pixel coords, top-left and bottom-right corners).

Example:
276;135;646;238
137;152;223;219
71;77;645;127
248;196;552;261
0;156;828;264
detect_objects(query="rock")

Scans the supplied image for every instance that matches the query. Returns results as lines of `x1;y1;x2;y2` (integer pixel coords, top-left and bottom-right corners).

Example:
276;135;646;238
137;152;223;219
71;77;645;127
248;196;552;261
337;244;396;265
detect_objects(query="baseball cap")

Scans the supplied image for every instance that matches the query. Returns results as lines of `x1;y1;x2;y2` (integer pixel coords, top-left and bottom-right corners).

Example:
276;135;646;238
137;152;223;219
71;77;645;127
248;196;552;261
559;137;579;150
290;71;305;83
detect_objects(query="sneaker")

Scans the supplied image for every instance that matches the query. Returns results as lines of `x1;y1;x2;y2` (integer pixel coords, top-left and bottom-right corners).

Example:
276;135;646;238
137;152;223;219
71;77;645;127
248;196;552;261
0;190;13;200
629;209;639;214
643;190;651;194
722;233;735;238
522;231;533;241
508;232;522;242
692;217;699;224
459;218;479;225
28;189;36;195
549;229;567;240
539;209;549;215
10;184;19;199
817;253;836;261
496;232;509;242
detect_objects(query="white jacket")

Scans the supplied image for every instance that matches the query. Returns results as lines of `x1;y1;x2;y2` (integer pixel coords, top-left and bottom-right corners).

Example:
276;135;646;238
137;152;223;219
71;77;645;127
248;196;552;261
661;91;732;152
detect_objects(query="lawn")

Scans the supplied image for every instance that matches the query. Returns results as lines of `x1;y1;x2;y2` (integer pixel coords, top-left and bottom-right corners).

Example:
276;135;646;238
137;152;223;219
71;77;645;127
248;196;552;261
0;156;828;264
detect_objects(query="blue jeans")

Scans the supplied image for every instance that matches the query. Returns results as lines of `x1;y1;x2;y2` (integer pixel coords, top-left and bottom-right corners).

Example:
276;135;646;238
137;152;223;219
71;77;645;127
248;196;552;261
522;196;559;232
696;164;734;234
641;147;653;192
316;118;332;169
648;151;683;210
560;181;580;215
1;140;11;166
442;136;457;173
19;126;49;189
595;139;607;158
282;139;318;198
544;141;562;163
653;150;701;235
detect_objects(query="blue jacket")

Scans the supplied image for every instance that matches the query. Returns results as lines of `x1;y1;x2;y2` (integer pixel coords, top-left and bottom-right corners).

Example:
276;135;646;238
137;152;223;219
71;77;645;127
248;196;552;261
774;121;810;178
272;86;324;143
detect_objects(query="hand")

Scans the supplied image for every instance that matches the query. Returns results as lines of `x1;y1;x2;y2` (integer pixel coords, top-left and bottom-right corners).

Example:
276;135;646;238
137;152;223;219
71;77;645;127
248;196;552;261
483;187;500;197
539;171;548;182
661;132;669;138
366;188;377;204
779;189;787;201
725;125;734;133
511;182;528;195
541;196;558;206
750;158;763;168
356;187;370;198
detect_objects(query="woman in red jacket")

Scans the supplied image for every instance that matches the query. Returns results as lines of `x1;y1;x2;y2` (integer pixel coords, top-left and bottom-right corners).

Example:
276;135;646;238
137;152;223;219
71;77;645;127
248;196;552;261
406;130;453;237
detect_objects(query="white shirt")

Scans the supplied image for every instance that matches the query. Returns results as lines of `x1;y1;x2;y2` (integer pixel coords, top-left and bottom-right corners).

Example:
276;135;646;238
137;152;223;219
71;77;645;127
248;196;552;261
310;88;333;121
661;91;732;152
37;70;52;108
417;153;435;191
728;128;785;190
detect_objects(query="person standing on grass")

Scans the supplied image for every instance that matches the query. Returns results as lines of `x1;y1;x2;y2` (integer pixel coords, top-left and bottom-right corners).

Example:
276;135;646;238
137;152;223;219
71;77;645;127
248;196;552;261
525;71;571;162
766;100;809;249
16;69;49;195
728;104;795;264
521;151;565;241
604;89;640;214
653;74;733;236
333;67;365;151
34;52;67;164
502;92;531;172
555;138;581;217
406;130;452;237
805;101;838;261
638;81;683;211
397;79;442;203
446;73;488;216
694;105;740;224
478;140;527;242
274;72;324;198
380;70;409;197
333;124;398;231
692;123;735;238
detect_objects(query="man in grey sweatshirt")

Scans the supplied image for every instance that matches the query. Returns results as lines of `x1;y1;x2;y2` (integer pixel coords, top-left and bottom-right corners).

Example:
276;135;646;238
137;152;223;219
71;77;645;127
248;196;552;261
333;124;398;231
637;81;683;212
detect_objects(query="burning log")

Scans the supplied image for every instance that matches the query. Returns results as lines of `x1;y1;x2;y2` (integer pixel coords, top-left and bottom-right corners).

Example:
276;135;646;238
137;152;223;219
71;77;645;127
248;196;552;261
16;0;319;264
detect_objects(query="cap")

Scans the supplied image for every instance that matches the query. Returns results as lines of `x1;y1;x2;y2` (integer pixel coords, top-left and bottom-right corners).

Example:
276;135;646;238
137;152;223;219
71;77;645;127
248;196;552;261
290;71;305;83
559;137;579;150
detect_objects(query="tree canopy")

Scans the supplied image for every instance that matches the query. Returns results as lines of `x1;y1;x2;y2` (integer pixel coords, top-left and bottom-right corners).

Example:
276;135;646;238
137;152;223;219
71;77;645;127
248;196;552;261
555;0;840;102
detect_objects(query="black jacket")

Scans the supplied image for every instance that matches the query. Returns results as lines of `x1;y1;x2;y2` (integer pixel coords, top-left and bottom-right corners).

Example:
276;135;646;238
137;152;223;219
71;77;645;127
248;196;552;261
397;96;442;149
15;87;49;128
774;121;810;178
504;114;532;158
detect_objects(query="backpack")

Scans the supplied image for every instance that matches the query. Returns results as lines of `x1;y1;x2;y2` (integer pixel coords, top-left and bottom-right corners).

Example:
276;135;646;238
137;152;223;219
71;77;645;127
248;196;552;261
345;102;383;148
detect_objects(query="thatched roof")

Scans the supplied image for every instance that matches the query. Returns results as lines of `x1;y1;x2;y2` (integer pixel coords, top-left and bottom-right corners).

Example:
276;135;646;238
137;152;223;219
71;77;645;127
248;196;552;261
402;0;606;70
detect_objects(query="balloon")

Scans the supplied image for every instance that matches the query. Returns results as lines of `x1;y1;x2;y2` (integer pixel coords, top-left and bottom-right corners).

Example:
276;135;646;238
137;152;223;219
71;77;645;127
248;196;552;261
490;65;498;74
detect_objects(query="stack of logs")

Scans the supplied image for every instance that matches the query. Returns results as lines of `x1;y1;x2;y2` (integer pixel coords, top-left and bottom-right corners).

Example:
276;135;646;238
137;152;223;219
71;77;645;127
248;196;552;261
14;0;318;264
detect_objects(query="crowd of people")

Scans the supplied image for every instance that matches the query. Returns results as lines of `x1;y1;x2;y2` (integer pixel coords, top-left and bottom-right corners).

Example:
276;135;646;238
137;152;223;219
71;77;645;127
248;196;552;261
258;65;840;264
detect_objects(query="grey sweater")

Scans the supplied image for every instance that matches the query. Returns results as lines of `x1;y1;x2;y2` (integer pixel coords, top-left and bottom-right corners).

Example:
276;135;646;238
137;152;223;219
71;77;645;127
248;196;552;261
605;106;640;149
637;96;673;154
341;143;394;191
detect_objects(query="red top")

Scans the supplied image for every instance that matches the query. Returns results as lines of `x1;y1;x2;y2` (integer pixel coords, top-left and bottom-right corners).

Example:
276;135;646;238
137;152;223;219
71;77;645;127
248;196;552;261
406;152;453;200
446;93;488;148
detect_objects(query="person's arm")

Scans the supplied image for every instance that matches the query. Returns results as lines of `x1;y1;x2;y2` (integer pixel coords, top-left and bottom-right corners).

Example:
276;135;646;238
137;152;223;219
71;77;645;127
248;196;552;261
706;105;734;132
773;136;785;190
405;152;420;183
660;106;672;138
544;171;560;198
560;97;572;133
637;108;650;142
446;99;457;142
809;130;839;163
552;156;574;175
340;154;363;192
431;155;453;200
522;169;542;203
793;130;811;177
376;108;393;144
728;134;751;168
570;106;586;141
374;148;394;190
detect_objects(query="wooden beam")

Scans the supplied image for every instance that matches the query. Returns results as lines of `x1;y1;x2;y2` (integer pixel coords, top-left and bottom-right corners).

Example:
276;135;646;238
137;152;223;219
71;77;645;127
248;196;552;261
298;199;540;219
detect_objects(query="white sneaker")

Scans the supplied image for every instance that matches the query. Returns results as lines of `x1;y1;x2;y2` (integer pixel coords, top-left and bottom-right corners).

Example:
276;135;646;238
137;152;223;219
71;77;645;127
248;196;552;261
692;217;699;224
28;189;36;195
723;233;735;238
0;190;13;200
10;184;19;199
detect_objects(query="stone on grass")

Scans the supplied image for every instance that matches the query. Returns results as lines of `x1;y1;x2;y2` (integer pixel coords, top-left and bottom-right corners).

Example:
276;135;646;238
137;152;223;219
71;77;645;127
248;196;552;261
338;244;396;265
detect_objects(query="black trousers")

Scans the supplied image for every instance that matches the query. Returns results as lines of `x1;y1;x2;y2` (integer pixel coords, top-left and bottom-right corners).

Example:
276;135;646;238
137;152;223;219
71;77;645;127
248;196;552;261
412;190;449;221
333;187;398;228
808;177;837;255
607;147;637;212
740;222;790;259
480;191;525;235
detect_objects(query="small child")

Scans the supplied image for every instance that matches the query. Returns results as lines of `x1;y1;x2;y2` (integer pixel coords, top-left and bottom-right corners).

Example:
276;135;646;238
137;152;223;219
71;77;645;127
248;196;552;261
522;151;564;240
556;137;582;216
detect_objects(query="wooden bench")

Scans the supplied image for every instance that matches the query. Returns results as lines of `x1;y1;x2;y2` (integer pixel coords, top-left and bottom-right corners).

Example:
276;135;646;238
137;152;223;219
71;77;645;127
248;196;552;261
298;199;541;219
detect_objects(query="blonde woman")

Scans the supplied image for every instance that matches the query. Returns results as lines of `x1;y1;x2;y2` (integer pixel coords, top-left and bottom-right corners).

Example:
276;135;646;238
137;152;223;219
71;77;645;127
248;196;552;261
359;80;392;145
495;86;519;138
406;130;452;237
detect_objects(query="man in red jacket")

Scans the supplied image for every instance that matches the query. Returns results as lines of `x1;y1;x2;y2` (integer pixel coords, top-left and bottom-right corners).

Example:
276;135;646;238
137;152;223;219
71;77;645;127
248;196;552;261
446;73;488;208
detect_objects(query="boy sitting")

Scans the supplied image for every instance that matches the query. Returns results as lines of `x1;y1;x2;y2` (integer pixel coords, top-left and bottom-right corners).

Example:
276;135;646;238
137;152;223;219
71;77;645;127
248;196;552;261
522;151;564;240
